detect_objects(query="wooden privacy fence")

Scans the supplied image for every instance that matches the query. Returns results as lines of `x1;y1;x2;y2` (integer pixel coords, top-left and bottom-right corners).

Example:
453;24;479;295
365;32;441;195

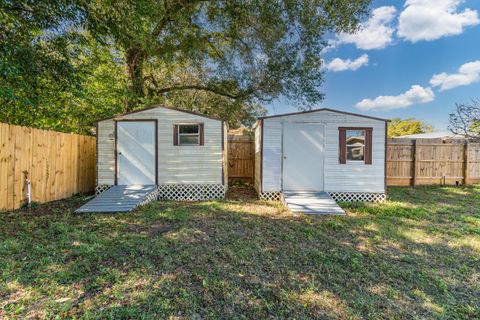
387;138;480;186
0;122;96;211
228;130;255;182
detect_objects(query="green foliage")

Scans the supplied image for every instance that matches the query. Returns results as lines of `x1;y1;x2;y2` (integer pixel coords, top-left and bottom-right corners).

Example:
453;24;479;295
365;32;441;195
0;1;92;133
388;118;434;137
1;0;371;133
78;0;371;108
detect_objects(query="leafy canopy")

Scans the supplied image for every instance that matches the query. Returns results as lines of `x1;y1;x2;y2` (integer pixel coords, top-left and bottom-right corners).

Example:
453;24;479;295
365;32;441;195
388;118;434;137
1;0;372;133
79;0;371;107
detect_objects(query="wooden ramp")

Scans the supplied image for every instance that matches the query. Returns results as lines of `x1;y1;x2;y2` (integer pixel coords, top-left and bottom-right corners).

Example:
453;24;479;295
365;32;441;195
76;185;158;213
283;192;345;215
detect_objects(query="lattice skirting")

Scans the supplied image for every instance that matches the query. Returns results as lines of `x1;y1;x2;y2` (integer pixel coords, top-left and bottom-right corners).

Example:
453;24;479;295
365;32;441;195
157;184;226;201
259;192;283;201
327;192;386;202
95;184;226;201
95;185;113;195
258;191;386;202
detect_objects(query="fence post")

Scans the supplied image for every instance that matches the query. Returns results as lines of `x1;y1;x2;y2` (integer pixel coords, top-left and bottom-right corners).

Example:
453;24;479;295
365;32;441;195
412;139;417;186
464;142;469;185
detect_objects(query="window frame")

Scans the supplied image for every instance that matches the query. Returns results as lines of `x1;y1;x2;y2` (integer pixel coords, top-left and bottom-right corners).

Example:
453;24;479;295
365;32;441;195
178;124;200;146
338;127;373;165
173;123;205;146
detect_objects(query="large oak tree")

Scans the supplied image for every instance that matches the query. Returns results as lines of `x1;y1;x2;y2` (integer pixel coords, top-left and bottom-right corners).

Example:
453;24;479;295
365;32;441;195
79;0;371;110
1;0;371;133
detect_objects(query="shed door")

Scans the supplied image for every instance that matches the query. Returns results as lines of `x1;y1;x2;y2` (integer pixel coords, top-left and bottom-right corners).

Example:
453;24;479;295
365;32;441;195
283;123;325;191
117;121;156;185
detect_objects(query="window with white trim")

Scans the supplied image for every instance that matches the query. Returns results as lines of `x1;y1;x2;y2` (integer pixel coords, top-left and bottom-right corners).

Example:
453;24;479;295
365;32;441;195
178;124;200;145
346;129;365;161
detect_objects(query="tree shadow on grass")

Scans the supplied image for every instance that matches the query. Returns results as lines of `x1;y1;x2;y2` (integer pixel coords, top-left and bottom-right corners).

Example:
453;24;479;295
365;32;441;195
0;186;479;319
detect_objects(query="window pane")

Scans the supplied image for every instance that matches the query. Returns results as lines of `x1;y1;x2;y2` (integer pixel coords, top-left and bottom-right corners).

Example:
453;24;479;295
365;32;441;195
179;125;199;134
179;135;199;145
346;130;365;146
347;146;364;161
346;129;365;161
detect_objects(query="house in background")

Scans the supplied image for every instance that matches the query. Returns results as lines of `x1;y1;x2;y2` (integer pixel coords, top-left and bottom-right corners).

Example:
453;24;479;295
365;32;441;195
96;105;228;200
254;108;388;202
397;132;461;140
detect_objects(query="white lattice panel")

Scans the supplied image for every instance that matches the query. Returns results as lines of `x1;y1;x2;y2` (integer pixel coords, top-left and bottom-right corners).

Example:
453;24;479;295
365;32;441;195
95;185;112;195
259;192;282;201
327;192;386;202
158;184;226;201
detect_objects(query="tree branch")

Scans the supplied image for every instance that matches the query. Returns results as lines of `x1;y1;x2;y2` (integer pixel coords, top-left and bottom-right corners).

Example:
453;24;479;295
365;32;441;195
154;85;253;100
152;0;204;38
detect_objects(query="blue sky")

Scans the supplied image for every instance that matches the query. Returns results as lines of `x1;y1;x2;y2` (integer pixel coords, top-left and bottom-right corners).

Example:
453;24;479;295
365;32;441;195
266;0;480;130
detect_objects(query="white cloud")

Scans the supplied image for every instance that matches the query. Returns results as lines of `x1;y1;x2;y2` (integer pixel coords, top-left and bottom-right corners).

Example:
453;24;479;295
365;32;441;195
430;60;480;91
325;54;369;72
356;85;435;111
337;6;397;50
398;0;479;42
321;40;338;54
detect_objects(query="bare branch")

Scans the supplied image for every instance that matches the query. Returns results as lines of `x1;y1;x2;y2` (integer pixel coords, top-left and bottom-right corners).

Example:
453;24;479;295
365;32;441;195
448;100;480;141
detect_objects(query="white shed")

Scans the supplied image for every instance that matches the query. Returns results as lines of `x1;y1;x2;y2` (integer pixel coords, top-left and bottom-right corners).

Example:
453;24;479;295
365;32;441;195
254;108;388;202
96;105;228;200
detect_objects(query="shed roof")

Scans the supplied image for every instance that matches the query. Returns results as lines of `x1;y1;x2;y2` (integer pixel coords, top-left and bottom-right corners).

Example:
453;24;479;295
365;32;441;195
258;108;389;122
97;105;224;123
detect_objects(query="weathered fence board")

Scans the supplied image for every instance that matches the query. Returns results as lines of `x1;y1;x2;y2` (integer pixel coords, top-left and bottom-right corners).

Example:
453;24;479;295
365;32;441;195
0;122;96;211
228;131;254;182
387;138;480;186
466;143;480;184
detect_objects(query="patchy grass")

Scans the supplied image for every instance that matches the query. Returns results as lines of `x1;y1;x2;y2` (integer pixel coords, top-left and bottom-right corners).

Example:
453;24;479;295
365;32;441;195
0;186;479;319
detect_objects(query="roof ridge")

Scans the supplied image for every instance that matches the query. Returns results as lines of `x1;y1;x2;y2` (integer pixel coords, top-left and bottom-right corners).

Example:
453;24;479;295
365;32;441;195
258;107;389;122
97;105;224;122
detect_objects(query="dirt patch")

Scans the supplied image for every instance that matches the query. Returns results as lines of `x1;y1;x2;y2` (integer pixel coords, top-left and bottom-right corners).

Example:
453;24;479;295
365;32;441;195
124;223;173;236
226;184;257;201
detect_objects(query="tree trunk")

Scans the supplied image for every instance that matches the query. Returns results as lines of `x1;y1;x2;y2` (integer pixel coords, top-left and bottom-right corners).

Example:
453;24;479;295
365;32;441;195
125;46;145;111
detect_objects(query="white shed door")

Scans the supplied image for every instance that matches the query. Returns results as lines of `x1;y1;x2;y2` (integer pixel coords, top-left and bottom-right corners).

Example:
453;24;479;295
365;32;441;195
283;123;325;191
117;121;156;185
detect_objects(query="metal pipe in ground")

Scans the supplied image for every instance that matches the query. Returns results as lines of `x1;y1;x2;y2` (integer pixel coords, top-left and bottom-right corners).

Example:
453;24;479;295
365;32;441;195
23;171;31;209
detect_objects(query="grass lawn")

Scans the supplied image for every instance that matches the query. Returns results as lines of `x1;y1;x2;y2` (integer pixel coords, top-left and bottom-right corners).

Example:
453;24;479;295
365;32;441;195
0;186;479;319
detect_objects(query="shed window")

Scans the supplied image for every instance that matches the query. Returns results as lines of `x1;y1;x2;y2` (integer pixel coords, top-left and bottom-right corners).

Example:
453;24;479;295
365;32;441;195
339;127;372;165
173;123;204;146
179;124;199;145
346;130;365;161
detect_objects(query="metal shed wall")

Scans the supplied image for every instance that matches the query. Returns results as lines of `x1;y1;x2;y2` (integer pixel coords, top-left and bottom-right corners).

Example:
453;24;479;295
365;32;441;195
260;110;386;193
97;107;224;186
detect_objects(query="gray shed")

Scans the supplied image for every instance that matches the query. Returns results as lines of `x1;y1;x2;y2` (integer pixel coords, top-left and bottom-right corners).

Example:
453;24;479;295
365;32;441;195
95;105;228;201
254;108;389;202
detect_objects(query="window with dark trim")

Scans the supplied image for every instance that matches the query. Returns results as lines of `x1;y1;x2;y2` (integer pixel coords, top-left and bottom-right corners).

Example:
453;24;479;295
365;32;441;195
339;127;372;164
173;123;204;146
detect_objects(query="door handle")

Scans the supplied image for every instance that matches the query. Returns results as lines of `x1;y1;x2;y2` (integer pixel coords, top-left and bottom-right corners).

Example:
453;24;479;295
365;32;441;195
118;152;122;155
283;156;287;159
